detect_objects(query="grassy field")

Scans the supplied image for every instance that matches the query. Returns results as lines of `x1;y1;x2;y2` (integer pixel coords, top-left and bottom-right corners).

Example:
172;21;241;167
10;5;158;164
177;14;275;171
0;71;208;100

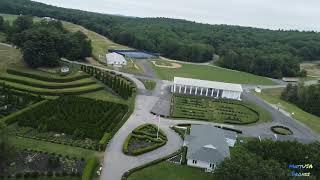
300;61;320;77
128;161;215;180
171;95;270;124
0;44;24;74
254;88;320;133
138;79;156;90
62;21;131;61
10;136;99;161
151;60;277;85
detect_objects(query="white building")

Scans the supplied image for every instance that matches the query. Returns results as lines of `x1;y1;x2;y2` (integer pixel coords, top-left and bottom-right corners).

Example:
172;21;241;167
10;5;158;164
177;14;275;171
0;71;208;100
106;52;127;67
184;125;237;172
171;77;243;100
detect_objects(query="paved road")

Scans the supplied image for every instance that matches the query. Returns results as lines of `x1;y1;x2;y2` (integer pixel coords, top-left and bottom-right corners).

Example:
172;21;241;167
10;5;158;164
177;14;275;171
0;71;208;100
101;95;182;180
63;59;319;180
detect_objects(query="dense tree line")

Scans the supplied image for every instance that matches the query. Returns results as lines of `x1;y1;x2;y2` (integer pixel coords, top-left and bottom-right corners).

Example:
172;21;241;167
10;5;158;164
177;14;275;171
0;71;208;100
215;139;320;179
16;96;128;139
281;83;320;116
0;14;92;68
81;65;135;99
0;0;319;78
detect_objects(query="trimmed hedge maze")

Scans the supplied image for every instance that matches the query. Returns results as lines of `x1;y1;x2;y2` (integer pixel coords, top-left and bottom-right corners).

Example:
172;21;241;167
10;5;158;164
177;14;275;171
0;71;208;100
123;124;167;156
0;69;103;96
7;96;128;151
172;95;260;124
0;85;42;119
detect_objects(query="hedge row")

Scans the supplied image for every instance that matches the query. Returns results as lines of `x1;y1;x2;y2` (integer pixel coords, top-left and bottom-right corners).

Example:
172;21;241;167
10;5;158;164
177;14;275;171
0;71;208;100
122;148;183;180
271;125;293;135
82;156;99;180
214;125;243;134
0;76;96;89
7;69;90;83
0;82;104;96
131;141;166;156
0;100;49;124
123;134;132;154
170;126;186;140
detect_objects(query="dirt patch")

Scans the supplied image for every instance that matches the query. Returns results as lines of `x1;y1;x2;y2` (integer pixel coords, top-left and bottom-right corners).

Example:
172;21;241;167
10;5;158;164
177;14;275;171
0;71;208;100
151;61;182;69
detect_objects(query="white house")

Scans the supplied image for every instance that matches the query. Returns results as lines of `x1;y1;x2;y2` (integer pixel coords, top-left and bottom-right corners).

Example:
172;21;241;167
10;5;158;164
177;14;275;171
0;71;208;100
171;77;243;100
106;52;127;67
184;125;237;172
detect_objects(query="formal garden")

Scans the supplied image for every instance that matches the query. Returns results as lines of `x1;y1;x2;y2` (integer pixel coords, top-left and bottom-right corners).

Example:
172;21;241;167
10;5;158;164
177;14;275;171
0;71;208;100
171;94;269;124
0;85;42;119
123;124;167;156
0;149;85;178
4;96;128;151
0;68;104;96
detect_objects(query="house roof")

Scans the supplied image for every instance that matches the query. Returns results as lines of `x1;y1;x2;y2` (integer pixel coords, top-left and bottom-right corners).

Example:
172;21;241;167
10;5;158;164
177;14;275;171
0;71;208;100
174;77;243;92
186;125;230;164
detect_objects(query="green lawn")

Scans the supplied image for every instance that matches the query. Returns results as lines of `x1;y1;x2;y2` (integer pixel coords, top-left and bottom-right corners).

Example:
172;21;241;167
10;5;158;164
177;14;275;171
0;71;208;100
2;177;80;180
138;79;156;90
80;89;125;104
151;60;276;85
254;88;320;133
128;161;215;180
0;44;24;74
9;136;99;161
62;21;131;61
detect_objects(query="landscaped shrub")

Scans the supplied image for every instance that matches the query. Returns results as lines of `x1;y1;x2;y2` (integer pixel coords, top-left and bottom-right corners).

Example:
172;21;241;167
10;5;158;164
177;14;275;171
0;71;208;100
82;156;99;180
123;124;167;156
0;76;96;89
15;96;128;140
7;68;90;83
271;126;293;135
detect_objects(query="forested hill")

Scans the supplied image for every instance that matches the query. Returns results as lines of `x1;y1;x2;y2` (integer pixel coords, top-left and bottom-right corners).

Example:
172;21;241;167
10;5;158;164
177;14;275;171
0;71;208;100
1;0;320;78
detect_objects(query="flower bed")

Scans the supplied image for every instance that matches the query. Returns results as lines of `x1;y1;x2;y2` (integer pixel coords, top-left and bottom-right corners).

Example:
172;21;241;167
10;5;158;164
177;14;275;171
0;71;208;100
0;149;85;178
123;124;167;156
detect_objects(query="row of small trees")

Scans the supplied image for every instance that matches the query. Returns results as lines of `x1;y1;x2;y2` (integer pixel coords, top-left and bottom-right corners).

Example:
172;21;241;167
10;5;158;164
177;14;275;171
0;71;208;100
81;65;135;99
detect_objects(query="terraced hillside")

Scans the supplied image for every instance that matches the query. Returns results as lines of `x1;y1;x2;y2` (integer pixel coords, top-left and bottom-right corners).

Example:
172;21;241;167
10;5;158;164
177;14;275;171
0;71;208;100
0;68;104;96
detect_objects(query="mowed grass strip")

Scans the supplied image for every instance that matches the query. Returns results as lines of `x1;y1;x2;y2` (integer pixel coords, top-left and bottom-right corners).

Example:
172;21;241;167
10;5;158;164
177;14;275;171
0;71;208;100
128;161;215;180
0;44;24;74
7;68;90;83
0;74;96;89
0;80;104;96
151;60;276;85
254;88;320;133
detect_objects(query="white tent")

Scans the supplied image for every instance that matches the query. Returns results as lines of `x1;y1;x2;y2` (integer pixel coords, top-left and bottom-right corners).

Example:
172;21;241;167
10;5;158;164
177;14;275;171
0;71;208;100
106;53;127;66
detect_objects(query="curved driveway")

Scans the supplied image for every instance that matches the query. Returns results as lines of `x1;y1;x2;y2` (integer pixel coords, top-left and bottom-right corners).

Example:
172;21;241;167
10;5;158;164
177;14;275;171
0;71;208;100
62;59;319;180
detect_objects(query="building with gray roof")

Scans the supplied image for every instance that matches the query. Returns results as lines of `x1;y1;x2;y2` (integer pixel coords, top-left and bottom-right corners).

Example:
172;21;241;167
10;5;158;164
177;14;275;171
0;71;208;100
184;125;236;172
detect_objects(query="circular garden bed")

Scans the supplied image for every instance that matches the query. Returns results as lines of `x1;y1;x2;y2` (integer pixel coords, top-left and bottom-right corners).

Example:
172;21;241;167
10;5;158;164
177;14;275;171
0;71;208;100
271;125;293;135
123;124;167;156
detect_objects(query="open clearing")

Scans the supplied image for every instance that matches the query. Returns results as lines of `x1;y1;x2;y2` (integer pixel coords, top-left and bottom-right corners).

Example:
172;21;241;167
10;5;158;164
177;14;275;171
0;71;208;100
0;44;24;74
151;60;277;85
171;95;271;124
254;88;320;133
128;161;215;180
300;61;320;77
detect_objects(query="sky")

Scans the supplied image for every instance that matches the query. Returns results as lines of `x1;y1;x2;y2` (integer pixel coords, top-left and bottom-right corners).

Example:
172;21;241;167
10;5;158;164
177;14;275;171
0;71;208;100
33;0;320;31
